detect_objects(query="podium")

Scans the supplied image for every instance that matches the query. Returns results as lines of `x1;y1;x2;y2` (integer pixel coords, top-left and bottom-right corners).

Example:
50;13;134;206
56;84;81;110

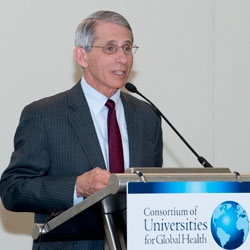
32;168;250;250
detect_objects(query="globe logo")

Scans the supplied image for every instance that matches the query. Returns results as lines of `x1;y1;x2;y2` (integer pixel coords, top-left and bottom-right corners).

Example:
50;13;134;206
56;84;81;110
211;201;249;249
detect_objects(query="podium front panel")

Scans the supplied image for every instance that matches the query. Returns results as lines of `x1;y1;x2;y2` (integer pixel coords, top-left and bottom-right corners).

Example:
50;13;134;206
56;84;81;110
127;181;250;250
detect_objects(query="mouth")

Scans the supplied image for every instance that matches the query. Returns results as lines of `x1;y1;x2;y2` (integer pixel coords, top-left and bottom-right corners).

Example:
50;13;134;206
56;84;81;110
113;70;127;77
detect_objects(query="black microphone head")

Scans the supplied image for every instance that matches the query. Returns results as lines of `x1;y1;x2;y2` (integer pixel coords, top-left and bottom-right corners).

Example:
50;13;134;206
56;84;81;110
125;82;137;93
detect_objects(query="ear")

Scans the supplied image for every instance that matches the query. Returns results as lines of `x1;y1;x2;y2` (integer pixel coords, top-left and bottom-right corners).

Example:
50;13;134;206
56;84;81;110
73;47;88;68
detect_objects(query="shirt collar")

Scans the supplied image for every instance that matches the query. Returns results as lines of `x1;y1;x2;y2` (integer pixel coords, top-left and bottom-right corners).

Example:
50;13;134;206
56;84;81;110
80;77;121;115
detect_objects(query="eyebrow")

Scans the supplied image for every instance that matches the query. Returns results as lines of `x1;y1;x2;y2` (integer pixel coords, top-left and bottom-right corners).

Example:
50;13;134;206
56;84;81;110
105;40;133;45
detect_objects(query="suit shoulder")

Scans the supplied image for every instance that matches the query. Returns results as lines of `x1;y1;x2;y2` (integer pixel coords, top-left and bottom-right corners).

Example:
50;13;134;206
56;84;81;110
30;90;69;108
122;91;147;107
23;82;83;113
121;91;157;115
21;84;79;119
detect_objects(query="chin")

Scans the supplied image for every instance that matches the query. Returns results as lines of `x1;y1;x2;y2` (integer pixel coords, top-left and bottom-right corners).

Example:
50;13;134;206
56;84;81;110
111;81;127;90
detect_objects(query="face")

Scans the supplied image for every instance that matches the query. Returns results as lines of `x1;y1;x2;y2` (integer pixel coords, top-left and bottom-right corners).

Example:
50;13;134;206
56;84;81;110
74;21;134;98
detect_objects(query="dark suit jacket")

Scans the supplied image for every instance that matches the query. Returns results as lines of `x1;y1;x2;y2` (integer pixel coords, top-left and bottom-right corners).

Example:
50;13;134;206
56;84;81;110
0;82;163;250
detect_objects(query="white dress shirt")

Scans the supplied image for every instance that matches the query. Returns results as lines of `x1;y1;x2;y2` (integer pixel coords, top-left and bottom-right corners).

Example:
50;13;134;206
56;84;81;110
74;77;129;204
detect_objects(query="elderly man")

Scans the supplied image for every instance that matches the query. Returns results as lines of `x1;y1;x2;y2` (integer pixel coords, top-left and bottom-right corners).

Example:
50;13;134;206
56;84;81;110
0;10;163;250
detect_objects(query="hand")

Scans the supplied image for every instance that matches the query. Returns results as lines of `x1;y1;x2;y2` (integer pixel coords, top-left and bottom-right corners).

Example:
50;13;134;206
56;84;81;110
76;167;111;197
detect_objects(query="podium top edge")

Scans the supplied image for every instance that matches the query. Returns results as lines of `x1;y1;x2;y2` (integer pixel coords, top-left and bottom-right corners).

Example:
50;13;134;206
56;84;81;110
125;167;231;174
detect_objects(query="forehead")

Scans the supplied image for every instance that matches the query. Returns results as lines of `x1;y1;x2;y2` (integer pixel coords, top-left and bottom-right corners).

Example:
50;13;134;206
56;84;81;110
94;21;132;44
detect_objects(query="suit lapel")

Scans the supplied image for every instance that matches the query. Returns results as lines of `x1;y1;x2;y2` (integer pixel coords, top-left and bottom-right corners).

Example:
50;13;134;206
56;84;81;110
66;83;144;170
121;93;143;167
67;82;106;170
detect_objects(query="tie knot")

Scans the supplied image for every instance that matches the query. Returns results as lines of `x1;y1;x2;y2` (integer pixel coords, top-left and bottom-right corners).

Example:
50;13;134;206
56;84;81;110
105;99;115;110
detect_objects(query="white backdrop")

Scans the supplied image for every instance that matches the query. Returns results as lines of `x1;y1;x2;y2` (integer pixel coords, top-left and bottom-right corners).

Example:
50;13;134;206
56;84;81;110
1;0;250;249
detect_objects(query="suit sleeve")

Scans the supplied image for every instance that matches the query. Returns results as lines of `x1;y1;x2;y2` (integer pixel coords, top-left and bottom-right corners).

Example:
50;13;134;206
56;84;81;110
0;105;76;214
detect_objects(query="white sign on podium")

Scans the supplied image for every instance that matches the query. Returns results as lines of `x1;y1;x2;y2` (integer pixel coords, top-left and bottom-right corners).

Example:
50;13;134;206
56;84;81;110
127;181;250;250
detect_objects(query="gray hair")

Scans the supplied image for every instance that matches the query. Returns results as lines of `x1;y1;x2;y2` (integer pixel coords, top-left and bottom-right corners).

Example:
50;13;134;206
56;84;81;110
75;10;133;51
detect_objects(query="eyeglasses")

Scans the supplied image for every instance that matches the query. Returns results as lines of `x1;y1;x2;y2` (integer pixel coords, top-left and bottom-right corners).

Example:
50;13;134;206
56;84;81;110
87;44;139;55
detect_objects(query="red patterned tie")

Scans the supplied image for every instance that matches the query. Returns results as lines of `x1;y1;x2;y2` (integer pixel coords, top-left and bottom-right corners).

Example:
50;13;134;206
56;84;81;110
105;99;124;173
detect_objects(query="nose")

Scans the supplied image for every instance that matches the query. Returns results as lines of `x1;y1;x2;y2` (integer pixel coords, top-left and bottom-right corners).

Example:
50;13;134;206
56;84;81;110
115;47;129;64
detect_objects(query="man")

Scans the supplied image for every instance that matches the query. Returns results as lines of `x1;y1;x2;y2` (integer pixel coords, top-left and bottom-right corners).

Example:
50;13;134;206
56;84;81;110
0;10;163;250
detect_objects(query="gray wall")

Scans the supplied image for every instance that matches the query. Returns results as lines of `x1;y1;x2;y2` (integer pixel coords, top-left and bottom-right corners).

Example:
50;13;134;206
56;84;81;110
1;0;250;248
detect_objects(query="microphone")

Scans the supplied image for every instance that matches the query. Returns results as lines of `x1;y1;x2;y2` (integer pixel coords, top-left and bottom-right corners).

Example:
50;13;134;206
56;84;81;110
125;82;213;168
